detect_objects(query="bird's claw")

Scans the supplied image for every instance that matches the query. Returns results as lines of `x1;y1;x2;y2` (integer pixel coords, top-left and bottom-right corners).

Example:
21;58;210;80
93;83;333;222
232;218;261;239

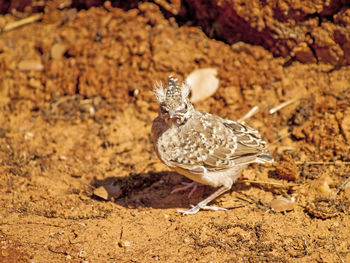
176;204;226;215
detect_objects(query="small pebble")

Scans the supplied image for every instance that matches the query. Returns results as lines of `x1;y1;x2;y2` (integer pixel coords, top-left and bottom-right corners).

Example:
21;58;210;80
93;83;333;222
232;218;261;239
93;186;109;200
118;240;131;248
51;43;67;60
93;183;122;200
270;196;295;212
332;221;339;228
312;176;332;196
78;250;87;258
276;153;299;181
24;132;34;140
59;155;67;161
18;59;43;71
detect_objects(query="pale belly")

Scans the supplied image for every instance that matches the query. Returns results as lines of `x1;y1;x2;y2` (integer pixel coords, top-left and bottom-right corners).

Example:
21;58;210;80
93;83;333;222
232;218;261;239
173;165;244;188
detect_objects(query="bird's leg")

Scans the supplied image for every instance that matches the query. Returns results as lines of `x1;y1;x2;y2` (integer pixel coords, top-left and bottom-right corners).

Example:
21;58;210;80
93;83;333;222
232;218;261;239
171;181;198;198
176;186;230;215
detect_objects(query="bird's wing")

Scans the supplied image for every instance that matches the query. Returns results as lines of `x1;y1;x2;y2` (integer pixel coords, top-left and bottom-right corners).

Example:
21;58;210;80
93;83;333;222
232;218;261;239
159;112;271;174
220;120;272;165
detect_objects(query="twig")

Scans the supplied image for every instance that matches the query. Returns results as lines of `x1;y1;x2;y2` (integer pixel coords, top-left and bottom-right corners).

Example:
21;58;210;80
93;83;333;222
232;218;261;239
270;133;293;145
235;196;254;204
237;179;287;188
238;105;259;123
332;176;350;199
302;236;308;254
3;14;42;32
269;98;299;114
332;236;345;263
226;204;245;210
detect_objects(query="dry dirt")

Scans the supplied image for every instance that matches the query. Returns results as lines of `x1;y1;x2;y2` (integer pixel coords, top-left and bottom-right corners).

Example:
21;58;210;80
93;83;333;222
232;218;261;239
0;1;350;262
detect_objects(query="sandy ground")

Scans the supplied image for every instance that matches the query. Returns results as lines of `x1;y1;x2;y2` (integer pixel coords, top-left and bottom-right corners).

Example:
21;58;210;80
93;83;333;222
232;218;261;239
0;2;350;262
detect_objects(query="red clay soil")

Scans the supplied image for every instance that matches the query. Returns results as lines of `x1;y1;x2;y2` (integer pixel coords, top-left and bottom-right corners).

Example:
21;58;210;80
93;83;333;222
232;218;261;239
0;1;350;262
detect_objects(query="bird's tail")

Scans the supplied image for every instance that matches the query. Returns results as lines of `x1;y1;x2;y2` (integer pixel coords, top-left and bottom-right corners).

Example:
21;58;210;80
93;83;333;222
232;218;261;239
256;153;274;164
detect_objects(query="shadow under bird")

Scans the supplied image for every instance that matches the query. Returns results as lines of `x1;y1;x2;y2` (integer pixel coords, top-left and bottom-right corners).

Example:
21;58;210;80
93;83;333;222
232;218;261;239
152;76;273;215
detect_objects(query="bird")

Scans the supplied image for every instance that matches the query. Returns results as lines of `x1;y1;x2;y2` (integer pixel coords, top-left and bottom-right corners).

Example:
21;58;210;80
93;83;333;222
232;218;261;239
151;75;273;215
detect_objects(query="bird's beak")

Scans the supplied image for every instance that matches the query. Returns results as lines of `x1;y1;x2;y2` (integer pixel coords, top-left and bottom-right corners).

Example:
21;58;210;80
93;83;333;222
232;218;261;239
168;111;179;119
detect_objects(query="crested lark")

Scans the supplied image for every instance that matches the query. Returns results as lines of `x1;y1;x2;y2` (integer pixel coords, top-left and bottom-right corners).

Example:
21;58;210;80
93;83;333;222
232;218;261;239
152;76;273;215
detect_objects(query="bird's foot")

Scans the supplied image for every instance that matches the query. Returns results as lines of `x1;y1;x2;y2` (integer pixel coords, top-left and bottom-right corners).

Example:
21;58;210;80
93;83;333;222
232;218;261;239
171;181;198;198
176;203;227;215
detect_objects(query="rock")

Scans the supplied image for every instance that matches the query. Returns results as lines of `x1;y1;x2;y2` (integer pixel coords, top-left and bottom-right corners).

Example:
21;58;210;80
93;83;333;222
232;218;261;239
276;153;299;181
93;186;109;200
51;43;67;60
292;42;317;63
18;59;43;71
312;176;333;197
118;240;131;248
270;196;295;212
93;183;122;201
185;68;219;103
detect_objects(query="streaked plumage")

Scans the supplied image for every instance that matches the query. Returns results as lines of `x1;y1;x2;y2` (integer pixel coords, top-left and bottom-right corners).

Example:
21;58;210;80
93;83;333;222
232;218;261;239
152;76;273;214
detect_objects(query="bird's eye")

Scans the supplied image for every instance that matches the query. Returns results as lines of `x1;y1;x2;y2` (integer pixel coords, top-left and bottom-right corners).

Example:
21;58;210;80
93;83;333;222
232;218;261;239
160;107;168;114
178;104;188;113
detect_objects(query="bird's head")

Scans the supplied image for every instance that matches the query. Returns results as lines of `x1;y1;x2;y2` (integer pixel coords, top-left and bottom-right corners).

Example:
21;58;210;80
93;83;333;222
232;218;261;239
154;76;194;125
